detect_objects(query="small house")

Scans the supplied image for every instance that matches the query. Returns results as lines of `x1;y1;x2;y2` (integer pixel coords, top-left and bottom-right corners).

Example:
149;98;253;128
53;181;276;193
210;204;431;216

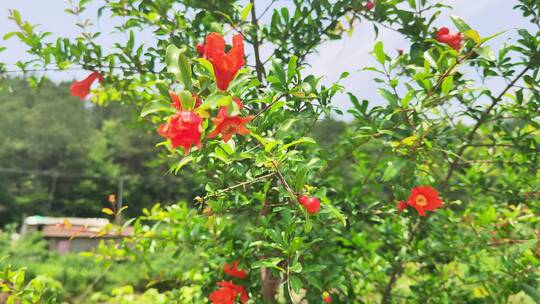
21;216;133;254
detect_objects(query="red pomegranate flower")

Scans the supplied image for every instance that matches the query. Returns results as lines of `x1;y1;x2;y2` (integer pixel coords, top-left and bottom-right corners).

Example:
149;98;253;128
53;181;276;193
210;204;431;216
436;27;463;51
203;32;245;90
323;291;333;303
224;261;247;279
404;186;443;216
209;281;249;304
157;111;203;154
208;106;252;143
396;201;408;211
70;71;104;100
299;196;321;214
365;0;375;10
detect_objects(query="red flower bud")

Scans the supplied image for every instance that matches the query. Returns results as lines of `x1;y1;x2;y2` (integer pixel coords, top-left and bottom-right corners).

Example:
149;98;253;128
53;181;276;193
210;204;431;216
299;196;321;214
396;201;408;211
70;71;104;100
196;42;205;57
365;0;375;11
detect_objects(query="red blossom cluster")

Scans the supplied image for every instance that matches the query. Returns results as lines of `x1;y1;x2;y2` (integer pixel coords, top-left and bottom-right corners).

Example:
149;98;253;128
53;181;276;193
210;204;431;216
397;186;444;216
209;261;249;304
157;33;252;153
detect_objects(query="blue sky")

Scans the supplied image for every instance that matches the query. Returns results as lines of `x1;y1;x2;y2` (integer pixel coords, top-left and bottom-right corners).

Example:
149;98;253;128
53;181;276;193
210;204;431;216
0;1;534;118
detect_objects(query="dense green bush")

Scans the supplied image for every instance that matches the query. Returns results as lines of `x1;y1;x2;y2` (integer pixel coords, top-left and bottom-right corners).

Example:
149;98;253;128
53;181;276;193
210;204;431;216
0;231;140;300
1;0;539;303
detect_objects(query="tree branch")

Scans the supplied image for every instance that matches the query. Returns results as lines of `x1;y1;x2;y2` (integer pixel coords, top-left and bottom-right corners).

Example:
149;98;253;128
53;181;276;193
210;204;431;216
380;219;421;304
440;65;532;192
250;0;265;82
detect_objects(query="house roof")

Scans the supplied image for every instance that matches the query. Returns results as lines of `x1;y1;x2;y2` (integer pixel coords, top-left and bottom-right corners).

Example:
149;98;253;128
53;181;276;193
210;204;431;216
24;216;110;227
23;216;133;239
41;225;133;239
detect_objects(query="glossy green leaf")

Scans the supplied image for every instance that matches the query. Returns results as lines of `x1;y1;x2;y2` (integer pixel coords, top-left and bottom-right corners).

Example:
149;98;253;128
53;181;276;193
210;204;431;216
372;41;386;64
450;15;472;32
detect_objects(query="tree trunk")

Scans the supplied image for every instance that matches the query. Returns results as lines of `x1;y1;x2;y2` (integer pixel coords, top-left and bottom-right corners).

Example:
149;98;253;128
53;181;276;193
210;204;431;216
260;267;279;303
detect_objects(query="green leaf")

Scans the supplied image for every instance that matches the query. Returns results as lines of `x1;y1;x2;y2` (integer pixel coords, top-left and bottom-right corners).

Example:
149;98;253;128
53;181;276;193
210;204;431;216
178;90;194;110
294;166;309;193
441;76;454;94
102;208;114;215
289;275;303;293
280;137;316;151
304;215;312;233
174;155;195;174
327;205;346;226
166;44;193;90
450;15;472;32
289;261;302;273
251;132;281;152
287;55;298;83
196;58;215;76
241;3;253;21
302;264;326;273
206;92;231;108
480;30;507;44
252;258;284;271
377;88;398;107
476;46;496;61
140;100;171;117
372;41;386;64
520;284;540;303
400;91;413;108
464;29;481;44
166;45;182;79
174;155;194;173
423;51;437;68
381;159;407;182
271;59;287;85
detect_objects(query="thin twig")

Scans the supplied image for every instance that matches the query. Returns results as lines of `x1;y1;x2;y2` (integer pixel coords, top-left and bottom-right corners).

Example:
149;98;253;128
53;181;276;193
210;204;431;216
440;65;532;192
271;160;298;203
253;93;287;119
380;219;421;304
201;172;276;201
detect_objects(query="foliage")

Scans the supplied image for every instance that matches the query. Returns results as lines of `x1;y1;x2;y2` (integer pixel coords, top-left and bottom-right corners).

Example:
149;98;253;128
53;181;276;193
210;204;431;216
0;230;158;301
0;263;64;304
1;0;539;303
0;78;200;224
